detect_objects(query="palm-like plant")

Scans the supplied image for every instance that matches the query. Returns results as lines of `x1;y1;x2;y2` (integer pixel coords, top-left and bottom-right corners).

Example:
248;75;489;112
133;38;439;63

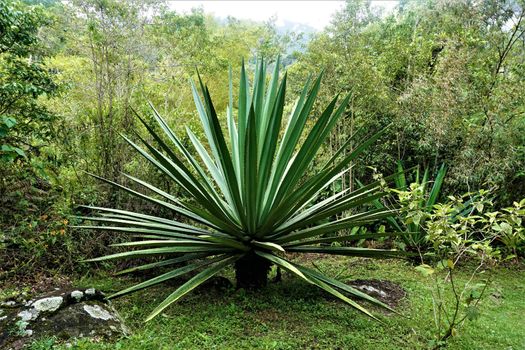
79;58;405;321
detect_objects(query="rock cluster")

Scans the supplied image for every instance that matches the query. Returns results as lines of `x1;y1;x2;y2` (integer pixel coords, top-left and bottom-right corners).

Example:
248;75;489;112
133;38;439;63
0;288;128;349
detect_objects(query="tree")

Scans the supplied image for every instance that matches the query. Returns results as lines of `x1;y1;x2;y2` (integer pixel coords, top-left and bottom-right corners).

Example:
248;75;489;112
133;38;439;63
0;0;59;163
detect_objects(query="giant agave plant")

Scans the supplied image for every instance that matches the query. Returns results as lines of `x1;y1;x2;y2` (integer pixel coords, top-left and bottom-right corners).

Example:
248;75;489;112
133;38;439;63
80;58;405;321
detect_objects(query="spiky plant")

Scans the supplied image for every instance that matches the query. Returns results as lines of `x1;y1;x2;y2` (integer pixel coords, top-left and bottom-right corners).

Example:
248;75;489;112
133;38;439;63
367;162;448;249
79;58;405;321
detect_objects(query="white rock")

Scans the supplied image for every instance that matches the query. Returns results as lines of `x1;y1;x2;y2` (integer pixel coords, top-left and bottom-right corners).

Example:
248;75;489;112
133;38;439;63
32;296;63;312
83;304;114;320
18;309;39;321
357;285;387;297
85;288;96;296
71;290;84;301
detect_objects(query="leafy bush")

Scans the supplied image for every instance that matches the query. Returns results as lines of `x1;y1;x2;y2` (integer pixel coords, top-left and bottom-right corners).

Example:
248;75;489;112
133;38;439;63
396;184;525;261
80;58;406;321
395;184;525;347
487;199;525;259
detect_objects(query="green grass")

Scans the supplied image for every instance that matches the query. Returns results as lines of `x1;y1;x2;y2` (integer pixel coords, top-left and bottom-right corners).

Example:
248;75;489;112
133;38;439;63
28;256;525;350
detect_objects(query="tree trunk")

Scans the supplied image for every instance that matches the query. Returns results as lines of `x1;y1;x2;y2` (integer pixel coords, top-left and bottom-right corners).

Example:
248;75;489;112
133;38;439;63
234;252;271;289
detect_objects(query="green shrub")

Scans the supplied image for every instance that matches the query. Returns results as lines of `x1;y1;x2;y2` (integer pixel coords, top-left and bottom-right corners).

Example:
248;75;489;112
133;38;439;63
395;184;525;347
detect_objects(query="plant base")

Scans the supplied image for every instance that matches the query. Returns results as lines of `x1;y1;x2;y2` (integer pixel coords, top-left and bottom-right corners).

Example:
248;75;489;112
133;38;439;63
235;252;271;289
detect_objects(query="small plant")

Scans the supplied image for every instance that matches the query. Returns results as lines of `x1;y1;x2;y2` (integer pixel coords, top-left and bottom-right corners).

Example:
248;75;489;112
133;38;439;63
79;58;405;321
396;186;524;348
487;199;525;260
402;191;495;348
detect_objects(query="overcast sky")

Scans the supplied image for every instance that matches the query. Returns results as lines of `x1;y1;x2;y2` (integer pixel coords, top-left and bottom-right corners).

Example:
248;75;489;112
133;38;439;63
168;1;398;31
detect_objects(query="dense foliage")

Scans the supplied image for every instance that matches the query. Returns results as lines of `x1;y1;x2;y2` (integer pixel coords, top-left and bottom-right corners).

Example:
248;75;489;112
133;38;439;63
0;0;60;161
0;0;67;278
1;0;524;293
290;0;525;203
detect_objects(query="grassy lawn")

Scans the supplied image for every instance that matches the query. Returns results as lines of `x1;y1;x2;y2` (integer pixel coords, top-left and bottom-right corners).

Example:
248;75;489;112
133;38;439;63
27;256;524;350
